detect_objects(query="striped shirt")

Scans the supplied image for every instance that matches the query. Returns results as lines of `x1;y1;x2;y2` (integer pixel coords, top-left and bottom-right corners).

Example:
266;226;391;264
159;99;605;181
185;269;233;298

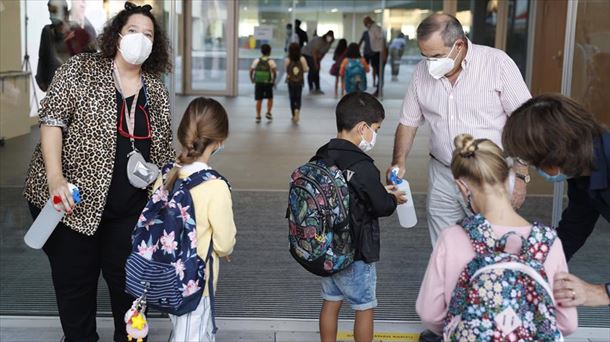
399;40;531;165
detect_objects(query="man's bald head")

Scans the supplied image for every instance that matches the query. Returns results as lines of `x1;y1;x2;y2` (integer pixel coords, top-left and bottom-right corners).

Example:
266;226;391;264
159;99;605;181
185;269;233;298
416;14;465;47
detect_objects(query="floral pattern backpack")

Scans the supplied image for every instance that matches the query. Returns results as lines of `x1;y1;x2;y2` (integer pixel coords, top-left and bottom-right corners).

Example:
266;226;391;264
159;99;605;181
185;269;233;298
287;158;354;276
444;214;563;342
125;162;229;318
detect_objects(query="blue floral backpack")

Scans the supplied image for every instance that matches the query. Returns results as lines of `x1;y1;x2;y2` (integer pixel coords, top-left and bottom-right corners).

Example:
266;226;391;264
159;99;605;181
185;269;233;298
125;162;229;318
287;158;354;276
444;214;563;342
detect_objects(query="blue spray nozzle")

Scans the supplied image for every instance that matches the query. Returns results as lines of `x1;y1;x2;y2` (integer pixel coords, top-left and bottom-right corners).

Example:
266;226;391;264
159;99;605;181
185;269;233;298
71;187;81;205
390;168;403;185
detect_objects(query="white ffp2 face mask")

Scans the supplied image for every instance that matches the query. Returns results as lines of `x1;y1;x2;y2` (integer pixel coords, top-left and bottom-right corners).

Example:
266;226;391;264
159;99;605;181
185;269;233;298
119;33;153;65
358;125;377;152
427;42;458;79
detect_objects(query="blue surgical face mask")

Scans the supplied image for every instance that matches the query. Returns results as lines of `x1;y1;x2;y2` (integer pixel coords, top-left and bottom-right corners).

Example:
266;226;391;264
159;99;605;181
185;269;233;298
211;144;224;157
536;168;569;183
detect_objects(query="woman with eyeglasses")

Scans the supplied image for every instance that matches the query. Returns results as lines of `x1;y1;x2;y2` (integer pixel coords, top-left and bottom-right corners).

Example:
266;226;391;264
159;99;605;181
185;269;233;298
502;94;609;261
23;2;174;341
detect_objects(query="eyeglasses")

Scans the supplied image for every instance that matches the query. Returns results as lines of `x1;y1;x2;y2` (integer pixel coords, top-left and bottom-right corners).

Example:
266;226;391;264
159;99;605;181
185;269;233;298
117;102;152;140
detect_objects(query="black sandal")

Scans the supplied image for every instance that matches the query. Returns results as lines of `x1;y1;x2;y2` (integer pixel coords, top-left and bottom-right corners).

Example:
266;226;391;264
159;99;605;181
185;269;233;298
265;112;273;120
256;116;261;123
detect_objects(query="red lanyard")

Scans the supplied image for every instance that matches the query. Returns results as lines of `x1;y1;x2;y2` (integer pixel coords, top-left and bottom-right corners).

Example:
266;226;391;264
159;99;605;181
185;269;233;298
112;62;152;144
118;101;151;140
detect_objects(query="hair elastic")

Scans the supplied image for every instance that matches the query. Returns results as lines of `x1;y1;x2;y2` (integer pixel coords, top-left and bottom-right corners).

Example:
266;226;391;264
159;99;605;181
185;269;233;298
125;2;152;12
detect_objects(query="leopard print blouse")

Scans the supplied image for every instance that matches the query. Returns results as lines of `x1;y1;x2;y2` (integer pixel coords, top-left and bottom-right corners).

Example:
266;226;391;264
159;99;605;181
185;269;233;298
24;53;175;236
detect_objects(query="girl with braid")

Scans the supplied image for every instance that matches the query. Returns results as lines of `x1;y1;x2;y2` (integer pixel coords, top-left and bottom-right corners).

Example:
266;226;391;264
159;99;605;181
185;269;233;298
158;97;237;342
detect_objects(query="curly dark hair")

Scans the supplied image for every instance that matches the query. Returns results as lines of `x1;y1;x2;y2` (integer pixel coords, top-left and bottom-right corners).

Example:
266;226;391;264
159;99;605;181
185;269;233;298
98;2;171;75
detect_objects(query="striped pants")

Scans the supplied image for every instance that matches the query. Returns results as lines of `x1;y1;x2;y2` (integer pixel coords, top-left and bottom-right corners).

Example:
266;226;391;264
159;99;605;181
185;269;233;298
169;296;215;342
426;158;470;245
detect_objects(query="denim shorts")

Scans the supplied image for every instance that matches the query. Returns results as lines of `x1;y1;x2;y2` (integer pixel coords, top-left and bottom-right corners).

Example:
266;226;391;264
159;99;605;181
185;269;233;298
320;261;377;311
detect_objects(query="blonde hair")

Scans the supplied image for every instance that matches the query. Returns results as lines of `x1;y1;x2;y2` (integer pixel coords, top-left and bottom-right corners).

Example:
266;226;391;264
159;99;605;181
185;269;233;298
164;97;229;190
450;134;509;187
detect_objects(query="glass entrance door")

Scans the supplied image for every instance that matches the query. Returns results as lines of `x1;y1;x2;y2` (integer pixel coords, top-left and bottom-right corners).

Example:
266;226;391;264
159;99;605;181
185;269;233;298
184;0;237;96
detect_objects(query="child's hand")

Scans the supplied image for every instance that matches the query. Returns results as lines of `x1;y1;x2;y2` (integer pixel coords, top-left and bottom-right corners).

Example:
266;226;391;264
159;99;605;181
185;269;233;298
385;184;396;193
393;191;407;204
386;186;407;205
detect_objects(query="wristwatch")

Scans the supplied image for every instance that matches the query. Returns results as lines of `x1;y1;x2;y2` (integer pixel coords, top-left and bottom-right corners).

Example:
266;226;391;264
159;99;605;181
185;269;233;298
515;173;531;184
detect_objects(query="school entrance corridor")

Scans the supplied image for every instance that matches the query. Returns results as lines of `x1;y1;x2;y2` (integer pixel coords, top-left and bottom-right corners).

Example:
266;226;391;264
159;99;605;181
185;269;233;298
1;93;608;341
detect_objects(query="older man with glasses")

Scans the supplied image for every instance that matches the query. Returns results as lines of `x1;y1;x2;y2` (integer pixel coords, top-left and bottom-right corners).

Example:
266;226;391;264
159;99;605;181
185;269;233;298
386;15;532;341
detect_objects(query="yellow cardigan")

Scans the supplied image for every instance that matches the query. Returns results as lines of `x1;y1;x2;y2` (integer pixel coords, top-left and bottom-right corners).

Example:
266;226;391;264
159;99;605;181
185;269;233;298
154;169;236;296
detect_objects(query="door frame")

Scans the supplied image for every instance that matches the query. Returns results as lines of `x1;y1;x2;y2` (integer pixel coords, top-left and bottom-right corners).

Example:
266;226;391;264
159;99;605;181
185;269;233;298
551;0;579;227
183;0;238;96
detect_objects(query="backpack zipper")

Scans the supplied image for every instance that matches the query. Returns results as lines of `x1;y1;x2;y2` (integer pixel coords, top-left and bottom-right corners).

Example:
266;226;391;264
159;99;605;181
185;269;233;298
291;181;330;241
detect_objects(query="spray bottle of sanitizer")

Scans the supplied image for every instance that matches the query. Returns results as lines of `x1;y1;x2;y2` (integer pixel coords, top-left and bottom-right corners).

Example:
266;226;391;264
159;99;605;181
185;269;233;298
24;184;81;249
390;168;417;228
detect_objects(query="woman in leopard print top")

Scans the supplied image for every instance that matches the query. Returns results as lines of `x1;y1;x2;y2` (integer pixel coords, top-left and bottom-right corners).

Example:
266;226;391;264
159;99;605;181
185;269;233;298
23;3;174;341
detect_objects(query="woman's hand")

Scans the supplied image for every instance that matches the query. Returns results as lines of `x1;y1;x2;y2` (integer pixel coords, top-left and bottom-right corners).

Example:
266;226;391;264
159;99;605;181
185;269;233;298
48;175;75;214
554;272;610;307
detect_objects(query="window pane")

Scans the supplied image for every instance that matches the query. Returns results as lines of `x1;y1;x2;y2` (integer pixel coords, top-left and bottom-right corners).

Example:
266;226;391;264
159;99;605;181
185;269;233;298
190;0;229;91
571;0;610;126
505;0;530;77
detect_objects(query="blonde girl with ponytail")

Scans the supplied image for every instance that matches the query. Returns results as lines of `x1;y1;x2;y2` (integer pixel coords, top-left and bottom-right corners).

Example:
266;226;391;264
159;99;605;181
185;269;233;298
415;134;577;338
159;97;236;342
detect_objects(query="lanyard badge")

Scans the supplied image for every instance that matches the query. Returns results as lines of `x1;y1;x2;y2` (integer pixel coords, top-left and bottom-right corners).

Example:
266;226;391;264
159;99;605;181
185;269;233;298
112;62;159;189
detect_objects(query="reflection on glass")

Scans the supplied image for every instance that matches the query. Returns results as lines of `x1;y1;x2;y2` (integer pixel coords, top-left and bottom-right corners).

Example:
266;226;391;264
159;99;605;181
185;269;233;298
505;0;530;77
571;0;610;126
458;0;497;47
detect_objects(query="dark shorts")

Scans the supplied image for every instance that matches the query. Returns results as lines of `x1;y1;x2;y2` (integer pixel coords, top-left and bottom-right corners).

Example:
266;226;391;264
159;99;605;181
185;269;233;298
255;83;273;100
364;53;373;65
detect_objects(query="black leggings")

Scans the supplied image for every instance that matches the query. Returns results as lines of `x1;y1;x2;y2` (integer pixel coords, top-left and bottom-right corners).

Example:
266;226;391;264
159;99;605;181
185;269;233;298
371;52;385;93
29;203;139;342
304;54;320;91
288;83;303;113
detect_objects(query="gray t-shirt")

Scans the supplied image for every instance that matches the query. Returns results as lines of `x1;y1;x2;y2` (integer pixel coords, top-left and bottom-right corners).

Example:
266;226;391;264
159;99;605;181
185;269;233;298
301;36;331;57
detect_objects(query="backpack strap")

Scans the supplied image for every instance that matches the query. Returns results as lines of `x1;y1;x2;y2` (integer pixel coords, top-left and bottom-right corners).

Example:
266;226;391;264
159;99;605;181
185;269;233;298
161;161;177;181
205;235;218;333
180;169;231;192
461;214;497;255
495;231;526;253
520;223;557;263
311;149;362;179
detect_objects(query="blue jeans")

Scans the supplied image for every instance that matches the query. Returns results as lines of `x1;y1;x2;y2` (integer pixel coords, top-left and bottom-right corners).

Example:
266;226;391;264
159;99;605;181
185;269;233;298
320;261;377;310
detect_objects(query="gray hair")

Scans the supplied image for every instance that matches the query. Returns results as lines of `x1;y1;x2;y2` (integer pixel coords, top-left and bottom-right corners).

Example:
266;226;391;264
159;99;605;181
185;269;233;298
416;14;466;46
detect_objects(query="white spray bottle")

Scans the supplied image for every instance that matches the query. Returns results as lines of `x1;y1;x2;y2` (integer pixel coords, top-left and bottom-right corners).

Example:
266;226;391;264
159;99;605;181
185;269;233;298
390;168;417;228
